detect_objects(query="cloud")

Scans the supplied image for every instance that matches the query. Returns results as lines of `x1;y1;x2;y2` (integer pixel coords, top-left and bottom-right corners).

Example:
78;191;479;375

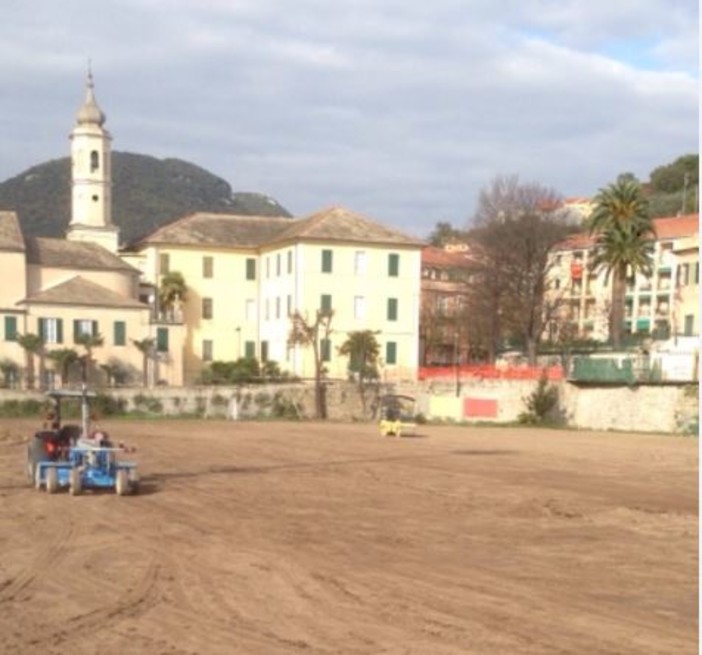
0;0;697;237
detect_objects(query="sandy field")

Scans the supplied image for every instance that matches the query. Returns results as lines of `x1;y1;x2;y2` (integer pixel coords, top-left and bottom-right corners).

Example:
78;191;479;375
0;419;697;654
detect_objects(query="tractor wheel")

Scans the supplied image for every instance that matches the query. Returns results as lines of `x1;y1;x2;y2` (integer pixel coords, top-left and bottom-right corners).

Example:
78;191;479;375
115;469;129;496
69;468;82;496
46;467;58;494
26;438;48;485
128;469;140;494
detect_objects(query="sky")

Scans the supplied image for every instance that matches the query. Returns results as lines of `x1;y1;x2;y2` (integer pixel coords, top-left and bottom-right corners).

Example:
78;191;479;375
0;0;698;238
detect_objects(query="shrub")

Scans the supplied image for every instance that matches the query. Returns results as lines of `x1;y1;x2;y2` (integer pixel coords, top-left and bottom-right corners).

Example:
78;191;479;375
518;372;559;425
92;393;127;417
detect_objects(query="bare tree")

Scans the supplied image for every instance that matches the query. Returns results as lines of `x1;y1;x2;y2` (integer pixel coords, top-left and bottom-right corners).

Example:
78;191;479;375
468;176;574;364
288;309;333;419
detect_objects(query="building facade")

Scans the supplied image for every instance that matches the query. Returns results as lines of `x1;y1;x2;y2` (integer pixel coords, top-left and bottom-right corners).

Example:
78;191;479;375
546;214;699;343
128;208;424;384
0;73;184;389
1;73;428;388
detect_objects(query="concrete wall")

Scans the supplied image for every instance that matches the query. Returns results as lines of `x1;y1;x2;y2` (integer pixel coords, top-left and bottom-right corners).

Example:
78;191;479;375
1;378;697;435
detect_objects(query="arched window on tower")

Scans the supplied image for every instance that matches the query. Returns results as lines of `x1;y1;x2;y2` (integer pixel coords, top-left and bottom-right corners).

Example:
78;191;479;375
90;150;99;172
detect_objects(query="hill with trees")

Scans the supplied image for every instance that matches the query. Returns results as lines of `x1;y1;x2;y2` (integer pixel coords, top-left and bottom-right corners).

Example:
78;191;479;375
0;152;292;245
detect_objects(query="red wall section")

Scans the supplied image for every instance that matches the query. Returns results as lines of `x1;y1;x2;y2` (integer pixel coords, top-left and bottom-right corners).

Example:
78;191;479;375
463;398;498;418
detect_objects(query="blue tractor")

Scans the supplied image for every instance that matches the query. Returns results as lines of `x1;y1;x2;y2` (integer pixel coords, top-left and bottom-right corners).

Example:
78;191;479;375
26;387;139;496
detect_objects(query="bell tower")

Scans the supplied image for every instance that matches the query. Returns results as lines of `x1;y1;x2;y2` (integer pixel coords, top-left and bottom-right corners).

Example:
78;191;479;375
66;69;119;252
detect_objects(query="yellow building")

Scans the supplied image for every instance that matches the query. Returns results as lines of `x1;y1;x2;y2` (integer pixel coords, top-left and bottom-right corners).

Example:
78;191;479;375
128;207;424;384
0;73;184;389
1;72;424;388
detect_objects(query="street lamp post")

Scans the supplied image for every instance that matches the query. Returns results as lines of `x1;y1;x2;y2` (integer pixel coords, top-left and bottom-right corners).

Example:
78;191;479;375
454;328;461;397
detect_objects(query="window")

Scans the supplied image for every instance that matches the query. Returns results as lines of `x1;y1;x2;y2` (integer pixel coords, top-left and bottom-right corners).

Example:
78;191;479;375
4;316;17;341
157;327;169;352
159;253;170;275
276;253;281;276
677;263;690;287
90;150;99;172
265;299;270;321
387;298;398;321
113;321;126;346
684;315;694;336
261;340;269;362
321;338;331;362
266;257;270;278
354;296;366;320
695;263;700;285
354;251;367;275
246;258;256;280
320;294;332;312
203;256;213;278
322;249;333;273
287;295;292;316
287;250;293;274
39;318;63;344
202;339;213;362
245;299;256;322
202;298;213;320
385;341;397;364
275;297;281;319
73;319;97;343
245;341;256;358
388;253;399;277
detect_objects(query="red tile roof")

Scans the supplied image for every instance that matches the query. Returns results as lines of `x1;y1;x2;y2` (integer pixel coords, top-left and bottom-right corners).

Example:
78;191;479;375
422;246;479;269
652;214;699;239
553;213;699;251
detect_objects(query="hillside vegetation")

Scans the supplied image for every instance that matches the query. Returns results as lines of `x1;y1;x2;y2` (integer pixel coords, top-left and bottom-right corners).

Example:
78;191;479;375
0;152;291;245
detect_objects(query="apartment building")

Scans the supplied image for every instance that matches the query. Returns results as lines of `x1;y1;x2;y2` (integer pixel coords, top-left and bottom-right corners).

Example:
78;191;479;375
128;207;424;384
547;214;699;342
419;245;479;365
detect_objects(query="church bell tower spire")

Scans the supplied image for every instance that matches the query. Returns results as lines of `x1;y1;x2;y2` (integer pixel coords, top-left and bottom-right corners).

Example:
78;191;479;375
66;67;119;252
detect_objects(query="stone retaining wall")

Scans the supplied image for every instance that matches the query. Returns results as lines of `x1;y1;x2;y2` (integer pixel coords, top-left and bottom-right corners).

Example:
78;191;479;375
0;378;697;434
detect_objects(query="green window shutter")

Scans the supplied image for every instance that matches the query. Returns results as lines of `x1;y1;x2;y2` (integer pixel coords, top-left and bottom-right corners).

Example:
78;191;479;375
388;253;399;277
386;341;397;364
244;341;256;358
322;249;333;273
38;318;46;341
261;340;269;362
246;258;256;280
387;298;398;321
114;321;126;346
92;320;98;337
56;319;63;344
320;338;331;362
321;294;332;312
157;327;169;352
287;250;293;274
4;316;17;341
73;319;80;343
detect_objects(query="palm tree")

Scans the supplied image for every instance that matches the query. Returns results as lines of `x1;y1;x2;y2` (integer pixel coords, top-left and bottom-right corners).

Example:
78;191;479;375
587;179;655;349
0;358;20;389
46;348;80;387
16;333;44;390
158;271;187;320
132;337;155;388
75;333;104;384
